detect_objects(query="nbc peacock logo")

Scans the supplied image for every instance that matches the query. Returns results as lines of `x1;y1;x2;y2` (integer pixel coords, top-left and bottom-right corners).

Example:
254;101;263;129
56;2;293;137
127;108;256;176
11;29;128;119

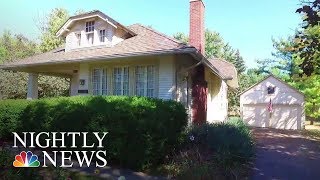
13;151;40;167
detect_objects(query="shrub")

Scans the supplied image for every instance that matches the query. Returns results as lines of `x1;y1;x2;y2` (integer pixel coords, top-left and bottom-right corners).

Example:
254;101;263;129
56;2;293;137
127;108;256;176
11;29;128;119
0;100;30;139
177;118;254;179
0;96;188;170
0;149;42;180
207;118;254;166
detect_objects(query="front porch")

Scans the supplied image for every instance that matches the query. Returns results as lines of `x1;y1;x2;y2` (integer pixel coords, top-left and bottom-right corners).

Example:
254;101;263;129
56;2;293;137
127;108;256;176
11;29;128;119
16;55;179;101
15;63;79;99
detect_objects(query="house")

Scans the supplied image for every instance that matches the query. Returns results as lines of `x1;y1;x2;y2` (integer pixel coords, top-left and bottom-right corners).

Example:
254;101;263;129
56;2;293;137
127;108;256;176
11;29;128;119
0;0;238;124
240;75;305;130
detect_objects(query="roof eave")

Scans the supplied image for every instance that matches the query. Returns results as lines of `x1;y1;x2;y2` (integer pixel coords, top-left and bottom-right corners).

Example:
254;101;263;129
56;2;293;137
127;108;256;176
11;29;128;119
0;48;197;70
188;51;240;89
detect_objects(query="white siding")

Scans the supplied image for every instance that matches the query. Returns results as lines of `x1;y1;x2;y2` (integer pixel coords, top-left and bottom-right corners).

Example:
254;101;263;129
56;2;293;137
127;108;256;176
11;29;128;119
175;55;196;124
65;19;124;52
240;76;305;130
78;63;90;95
158;57;175;100
205;68;228;123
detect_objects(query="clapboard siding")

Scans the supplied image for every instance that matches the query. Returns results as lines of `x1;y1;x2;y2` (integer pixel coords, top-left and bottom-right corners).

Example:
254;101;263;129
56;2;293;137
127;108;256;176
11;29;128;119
158;56;175;100
205;67;228;122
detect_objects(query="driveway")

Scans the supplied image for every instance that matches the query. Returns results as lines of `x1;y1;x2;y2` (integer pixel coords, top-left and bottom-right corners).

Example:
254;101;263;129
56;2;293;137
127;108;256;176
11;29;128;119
251;128;320;180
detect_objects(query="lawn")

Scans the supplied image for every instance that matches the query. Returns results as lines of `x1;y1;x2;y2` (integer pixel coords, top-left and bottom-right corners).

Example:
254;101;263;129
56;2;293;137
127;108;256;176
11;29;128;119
303;121;320;141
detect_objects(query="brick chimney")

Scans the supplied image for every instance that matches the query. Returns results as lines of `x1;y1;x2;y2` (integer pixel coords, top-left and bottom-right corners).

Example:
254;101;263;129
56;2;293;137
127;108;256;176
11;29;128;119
189;0;205;55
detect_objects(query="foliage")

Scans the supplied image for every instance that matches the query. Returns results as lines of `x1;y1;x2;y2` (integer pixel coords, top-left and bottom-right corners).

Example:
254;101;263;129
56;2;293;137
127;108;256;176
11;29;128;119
267;31;320;122
38;8;69;52
0;149;100;179
292;0;320;76
289;75;320;121
190;118;254;166
0;96;188;170
0;31;37;63
173;29;246;74
228;70;266;116
0;8;70;99
163;118;254;179
0;99;30;138
0;150;42;180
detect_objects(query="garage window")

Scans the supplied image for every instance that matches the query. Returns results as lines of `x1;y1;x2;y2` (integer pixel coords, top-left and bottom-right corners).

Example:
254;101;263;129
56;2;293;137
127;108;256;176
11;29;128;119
267;86;275;94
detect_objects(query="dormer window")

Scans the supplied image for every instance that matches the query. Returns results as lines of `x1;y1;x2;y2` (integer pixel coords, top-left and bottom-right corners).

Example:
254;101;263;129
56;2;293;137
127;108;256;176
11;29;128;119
86;21;95;32
87;33;94;45
267;86;275;94
99;29;106;43
76;33;81;46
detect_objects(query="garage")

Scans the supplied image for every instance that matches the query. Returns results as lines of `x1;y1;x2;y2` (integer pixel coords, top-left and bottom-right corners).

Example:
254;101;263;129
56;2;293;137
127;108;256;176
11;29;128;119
240;75;305;130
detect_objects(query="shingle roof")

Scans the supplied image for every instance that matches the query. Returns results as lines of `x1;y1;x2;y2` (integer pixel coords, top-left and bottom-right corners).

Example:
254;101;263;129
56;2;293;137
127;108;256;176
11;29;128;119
0;22;238;88
209;58;239;88
1;24;191;67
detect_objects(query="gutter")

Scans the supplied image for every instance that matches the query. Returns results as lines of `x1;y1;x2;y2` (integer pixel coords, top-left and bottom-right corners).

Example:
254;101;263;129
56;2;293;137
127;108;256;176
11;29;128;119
0;48;197;69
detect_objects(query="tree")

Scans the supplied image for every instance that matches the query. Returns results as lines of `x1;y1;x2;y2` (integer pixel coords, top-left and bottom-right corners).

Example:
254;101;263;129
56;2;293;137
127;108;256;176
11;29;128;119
204;30;225;59
0;31;38;99
0;31;69;99
234;50;246;74
266;31;320;124
0;8;73;99
39;8;69;52
293;0;320;76
173;29;246;74
173;32;188;44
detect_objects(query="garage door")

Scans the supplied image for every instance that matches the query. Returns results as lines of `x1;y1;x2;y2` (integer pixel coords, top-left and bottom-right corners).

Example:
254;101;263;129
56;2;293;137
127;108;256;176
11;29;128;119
243;104;300;130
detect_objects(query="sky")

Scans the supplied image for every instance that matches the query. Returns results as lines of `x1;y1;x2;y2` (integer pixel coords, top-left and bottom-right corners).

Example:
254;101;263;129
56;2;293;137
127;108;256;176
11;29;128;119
0;0;302;68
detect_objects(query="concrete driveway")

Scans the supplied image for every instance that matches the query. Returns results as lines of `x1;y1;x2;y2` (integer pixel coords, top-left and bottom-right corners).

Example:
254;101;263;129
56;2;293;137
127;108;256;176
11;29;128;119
251;128;320;180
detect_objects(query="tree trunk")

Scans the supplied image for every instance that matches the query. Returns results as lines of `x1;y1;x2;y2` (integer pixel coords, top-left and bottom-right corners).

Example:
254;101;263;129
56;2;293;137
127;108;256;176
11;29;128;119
311;102;316;125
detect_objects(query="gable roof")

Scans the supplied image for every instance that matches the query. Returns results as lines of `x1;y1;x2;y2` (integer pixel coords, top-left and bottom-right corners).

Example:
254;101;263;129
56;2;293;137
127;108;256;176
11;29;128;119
56;10;136;37
240;74;304;97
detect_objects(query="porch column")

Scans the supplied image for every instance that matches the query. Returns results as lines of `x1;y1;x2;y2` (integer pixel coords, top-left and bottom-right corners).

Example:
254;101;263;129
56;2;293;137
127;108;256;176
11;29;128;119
70;74;79;96
27;73;38;100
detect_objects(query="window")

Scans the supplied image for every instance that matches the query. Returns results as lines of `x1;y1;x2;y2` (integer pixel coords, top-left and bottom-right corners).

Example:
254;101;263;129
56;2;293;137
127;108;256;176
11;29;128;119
267;86;275;94
85;21;95;32
99;29;106;43
92;69;107;95
76;33;81;46
87;33;94;45
113;67;129;95
135;65;155;97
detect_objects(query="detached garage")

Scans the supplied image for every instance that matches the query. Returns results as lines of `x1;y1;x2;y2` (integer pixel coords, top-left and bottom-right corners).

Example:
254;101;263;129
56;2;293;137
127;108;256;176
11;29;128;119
240;75;305;130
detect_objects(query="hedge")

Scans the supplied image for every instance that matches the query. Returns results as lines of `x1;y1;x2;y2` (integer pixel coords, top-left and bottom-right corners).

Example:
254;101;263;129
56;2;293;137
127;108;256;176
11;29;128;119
0;99;30;139
0;96;188;170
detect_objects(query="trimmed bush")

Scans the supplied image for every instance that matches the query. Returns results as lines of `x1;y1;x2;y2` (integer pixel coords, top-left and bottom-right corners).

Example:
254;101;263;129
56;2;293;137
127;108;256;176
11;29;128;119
0;99;30;139
0;96;188;170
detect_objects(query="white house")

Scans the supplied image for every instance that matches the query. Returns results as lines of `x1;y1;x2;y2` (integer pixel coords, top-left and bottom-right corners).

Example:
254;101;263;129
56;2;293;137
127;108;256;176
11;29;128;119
240;75;305;130
0;0;238;124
